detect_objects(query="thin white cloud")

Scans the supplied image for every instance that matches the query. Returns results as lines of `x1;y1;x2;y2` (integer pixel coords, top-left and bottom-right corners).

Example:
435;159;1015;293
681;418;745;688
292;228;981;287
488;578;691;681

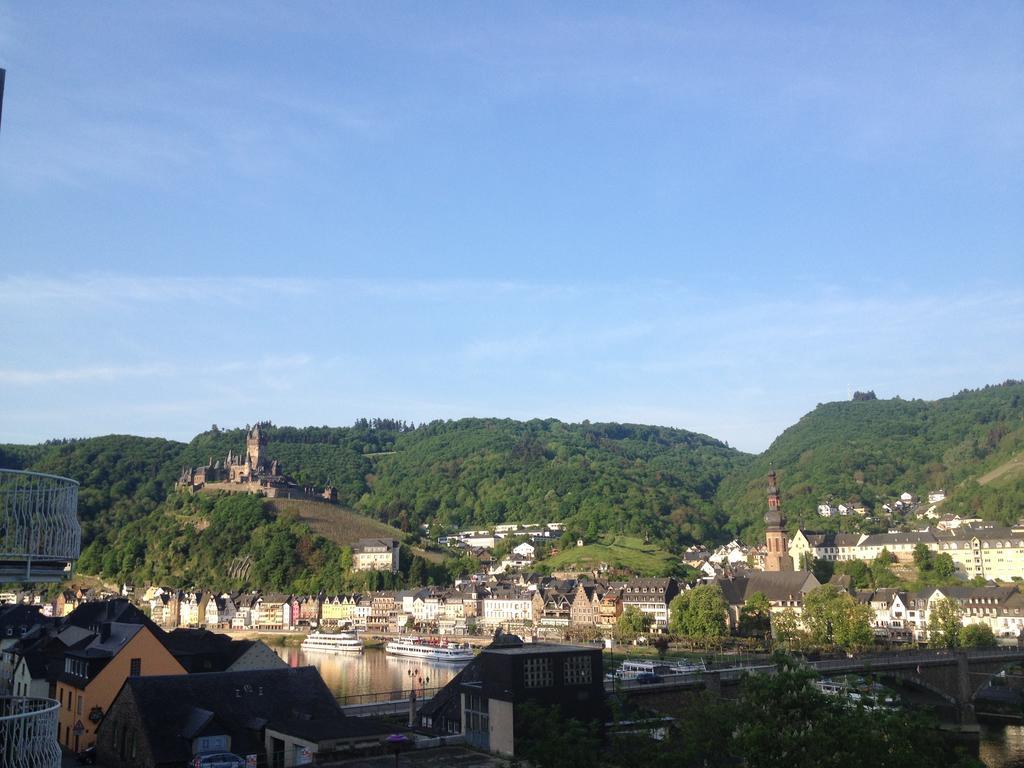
0;275;318;307
0;274;579;309
0;354;311;387
0;363;175;385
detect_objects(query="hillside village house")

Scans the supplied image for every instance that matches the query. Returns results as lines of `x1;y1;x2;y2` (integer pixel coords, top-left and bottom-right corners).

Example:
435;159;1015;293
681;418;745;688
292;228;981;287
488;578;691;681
480;588;535;631
179;591;207;627
569;583;602;627
596;588;624;628
621;578;680;631
321;595;359;626
231;594;261;630
255;594;289;630
351;538;400;573
790;524;1024;581
56;621;186;753
203;593;237;627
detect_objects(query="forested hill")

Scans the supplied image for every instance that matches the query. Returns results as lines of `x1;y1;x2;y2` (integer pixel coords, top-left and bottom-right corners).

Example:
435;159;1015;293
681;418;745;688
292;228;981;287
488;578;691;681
715;381;1024;541
353;419;748;545
4;383;1024;562
0;419;749;556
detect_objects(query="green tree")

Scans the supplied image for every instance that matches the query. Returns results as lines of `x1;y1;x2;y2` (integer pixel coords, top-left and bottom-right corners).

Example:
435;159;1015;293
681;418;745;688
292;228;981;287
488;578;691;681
875;547;897;565
933;553;956;580
738;591;772;638
913;542;933;572
771;609;805;648
801;585;874;651
960;622;997;649
408;556;427;586
668;584;728;638
514;702;602;768
727;656;985;768
835;560;871;589
616;605;653;642
869;551;900;588
927;597;964;649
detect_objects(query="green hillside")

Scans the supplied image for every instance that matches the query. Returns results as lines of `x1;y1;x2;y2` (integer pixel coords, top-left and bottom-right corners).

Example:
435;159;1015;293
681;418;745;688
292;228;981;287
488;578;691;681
355;418;749;546
540;534;679;577
4;383;1024;587
715;381;1024;541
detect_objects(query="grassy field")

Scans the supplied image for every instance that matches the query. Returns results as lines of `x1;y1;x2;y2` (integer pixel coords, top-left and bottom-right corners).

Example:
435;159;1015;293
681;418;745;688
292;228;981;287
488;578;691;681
539;534;677;576
267;498;404;548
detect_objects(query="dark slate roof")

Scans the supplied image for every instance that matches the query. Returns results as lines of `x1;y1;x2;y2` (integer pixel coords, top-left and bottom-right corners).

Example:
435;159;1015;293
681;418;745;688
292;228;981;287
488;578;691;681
19;650;50;678
108;667;390;765
715;571;819;605
861;531;937;547
0;604;50;634
60;599;166;643
58;623;145;685
162;628;257;673
828;574;853;590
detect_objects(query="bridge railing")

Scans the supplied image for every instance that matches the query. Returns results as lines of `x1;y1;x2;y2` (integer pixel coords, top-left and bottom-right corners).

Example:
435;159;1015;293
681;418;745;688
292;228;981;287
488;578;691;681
0;696;61;768
336;686;444;705
0;469;81;583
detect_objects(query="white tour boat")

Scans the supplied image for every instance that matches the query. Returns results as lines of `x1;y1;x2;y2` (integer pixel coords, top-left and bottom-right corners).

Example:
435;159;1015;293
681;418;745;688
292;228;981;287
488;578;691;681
301;631;364;653
611;658;707;681
385;636;475;663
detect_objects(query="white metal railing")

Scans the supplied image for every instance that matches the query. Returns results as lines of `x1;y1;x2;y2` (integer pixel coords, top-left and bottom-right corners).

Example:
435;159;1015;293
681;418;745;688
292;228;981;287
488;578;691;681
0;697;61;768
0;469;80;582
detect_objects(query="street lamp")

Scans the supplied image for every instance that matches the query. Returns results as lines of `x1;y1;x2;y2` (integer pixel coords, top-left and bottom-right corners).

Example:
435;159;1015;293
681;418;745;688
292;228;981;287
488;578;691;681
386;733;409;768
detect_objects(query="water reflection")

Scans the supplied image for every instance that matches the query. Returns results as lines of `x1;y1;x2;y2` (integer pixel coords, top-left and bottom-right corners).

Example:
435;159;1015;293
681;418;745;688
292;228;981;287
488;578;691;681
275;646;465;699
981;724;1024;768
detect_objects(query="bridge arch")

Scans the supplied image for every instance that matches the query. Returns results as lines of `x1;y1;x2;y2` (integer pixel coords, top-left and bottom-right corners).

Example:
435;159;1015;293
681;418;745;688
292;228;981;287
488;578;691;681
877;671;957;706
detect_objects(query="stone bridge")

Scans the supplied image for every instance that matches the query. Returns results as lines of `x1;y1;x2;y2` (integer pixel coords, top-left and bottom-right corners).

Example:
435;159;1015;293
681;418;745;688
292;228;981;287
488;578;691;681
616;647;1024;724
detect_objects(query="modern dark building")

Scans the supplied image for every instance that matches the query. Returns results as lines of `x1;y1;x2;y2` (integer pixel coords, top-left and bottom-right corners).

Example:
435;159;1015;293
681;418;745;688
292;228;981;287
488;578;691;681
96;666;391;768
419;633;606;756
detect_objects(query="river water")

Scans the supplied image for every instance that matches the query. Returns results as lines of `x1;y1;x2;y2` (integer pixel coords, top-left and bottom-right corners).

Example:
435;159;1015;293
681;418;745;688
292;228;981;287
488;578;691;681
980;725;1024;768
274;646;466;701
277;646;1024;765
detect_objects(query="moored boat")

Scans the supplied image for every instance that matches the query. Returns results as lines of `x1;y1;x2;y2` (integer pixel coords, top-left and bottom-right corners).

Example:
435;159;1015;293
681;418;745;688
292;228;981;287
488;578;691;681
385;636;475;662
301;631;364;653
610;658;706;681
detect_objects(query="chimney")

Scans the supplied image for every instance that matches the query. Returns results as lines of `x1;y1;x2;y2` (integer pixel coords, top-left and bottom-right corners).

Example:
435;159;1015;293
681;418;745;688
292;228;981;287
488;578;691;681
100;623;111;642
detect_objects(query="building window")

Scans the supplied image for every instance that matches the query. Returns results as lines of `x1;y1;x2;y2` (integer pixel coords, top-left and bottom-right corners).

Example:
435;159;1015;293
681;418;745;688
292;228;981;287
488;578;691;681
130;658;142;677
465;693;489;737
564;655;593;685
524;657;553;688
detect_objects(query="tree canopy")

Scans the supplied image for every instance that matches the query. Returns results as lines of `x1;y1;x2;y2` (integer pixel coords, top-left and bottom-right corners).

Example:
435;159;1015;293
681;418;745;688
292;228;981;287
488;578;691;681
801;585;874;651
668;584;728;638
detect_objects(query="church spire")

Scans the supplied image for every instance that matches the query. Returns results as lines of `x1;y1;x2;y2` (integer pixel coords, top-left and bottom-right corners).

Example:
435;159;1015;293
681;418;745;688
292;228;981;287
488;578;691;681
763;467;794;572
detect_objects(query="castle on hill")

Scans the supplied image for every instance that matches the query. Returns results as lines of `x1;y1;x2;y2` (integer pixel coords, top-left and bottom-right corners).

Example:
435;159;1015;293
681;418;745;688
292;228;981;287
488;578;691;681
177;423;337;502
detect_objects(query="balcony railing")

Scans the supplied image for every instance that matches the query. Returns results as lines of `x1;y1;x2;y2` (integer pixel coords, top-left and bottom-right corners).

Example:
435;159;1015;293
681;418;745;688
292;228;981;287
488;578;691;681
0;469;81;583
0;697;61;768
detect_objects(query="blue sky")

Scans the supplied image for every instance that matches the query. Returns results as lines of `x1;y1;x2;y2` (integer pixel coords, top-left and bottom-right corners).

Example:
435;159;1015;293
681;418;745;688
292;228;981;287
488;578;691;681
0;2;1021;452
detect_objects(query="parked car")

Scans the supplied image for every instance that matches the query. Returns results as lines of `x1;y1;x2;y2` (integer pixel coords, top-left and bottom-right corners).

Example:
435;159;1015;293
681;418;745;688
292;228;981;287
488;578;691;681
191;753;246;768
76;746;97;765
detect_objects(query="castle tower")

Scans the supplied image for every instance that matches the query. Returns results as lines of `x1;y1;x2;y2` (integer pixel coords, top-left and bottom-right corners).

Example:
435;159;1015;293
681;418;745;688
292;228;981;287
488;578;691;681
246;424;266;471
764;468;794;572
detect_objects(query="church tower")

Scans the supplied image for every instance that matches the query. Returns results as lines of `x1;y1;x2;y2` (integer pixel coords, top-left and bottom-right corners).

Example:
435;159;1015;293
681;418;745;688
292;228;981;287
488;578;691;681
764;468;794;572
246;423;266;471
